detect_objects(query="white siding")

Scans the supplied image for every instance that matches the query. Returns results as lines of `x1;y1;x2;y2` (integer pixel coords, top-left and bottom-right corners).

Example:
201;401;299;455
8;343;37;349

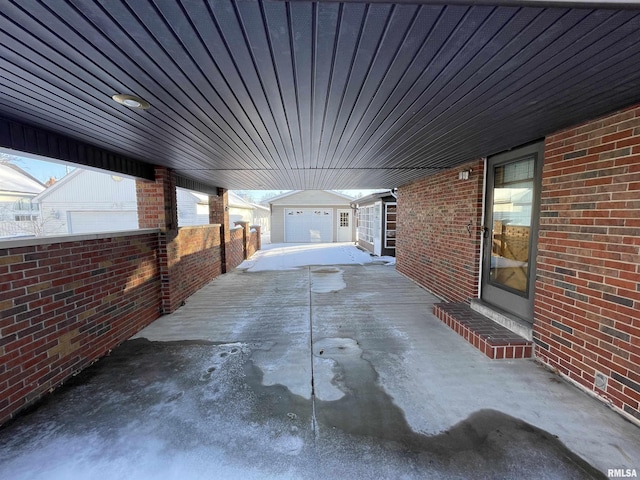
37;170;138;235
176;188;209;227
229;206;253;226
252;208;270;233
68;211;138;234
269;190;352;206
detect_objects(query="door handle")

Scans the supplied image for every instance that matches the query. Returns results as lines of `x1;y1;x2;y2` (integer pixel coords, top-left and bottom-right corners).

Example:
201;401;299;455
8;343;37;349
481;225;489;238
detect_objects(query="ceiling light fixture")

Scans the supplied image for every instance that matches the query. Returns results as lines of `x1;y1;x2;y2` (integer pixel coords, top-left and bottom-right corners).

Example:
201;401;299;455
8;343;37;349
111;93;150;110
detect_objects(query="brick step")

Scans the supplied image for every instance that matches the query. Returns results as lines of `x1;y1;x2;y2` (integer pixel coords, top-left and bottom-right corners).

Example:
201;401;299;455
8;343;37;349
433;302;533;359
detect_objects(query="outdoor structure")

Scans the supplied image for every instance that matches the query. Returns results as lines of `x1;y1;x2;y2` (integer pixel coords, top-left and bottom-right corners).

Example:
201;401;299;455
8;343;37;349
267;190;355;243
0;163;45;238
0;0;639;432
352;190;397;257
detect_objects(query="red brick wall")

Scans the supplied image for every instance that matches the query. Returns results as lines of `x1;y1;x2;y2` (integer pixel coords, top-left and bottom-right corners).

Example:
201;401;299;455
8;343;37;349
1;167;259;426
397;159;485;302
535;105;640;422
137;169;226;313
227;227;245;270
163;225;222;312
0;232;161;425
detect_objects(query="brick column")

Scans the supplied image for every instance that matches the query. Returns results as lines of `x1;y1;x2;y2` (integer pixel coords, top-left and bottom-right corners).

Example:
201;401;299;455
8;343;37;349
136;167;178;233
234;221;251;259
136;167;178;313
251;225;261;251
209;188;230;272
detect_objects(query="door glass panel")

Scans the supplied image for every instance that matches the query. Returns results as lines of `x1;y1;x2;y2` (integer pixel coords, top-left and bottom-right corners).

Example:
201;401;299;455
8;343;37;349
385;203;396;248
490;156;534;294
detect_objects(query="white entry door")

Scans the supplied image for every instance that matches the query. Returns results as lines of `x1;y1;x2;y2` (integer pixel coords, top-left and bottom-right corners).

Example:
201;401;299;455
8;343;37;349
284;208;333;242
336;209;352;242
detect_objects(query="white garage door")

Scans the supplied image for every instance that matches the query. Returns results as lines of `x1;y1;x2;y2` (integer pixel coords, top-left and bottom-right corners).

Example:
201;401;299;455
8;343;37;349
284;209;333;243
68;211;138;234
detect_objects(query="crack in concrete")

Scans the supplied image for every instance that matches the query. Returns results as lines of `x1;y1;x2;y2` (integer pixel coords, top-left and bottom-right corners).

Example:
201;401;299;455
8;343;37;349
308;266;318;440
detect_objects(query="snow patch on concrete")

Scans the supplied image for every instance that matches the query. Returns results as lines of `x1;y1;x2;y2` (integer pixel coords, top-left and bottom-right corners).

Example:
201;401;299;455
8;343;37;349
312;357;345;401
238;243;394;272
252;340;312;400
310;267;346;293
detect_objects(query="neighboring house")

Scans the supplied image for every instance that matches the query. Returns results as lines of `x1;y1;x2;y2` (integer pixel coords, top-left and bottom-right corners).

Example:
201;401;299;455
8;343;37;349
228;191;256;226
176;188;209;227
267;190;355;243
0;163;46;237
36;171;235;234
180;190;267;230
229;192;255;227
352;190;397;257
251;203;270;233
34;169;138;235
33;172;256;235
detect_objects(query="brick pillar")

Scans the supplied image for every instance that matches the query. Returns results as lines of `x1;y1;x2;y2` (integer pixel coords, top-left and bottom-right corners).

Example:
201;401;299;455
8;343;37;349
234;221;251;259
209;188;230;273
251;225;261;251
136;167;178;313
136;167;178;232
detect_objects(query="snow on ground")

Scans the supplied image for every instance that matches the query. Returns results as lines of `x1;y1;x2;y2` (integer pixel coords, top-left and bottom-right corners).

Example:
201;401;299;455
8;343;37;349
238;242;395;272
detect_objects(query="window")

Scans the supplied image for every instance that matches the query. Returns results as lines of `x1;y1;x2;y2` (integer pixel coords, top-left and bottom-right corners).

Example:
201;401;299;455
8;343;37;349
14;198;39;212
385;203;396;249
12;198;40;222
14;214;39;222
340;211;349;227
358;205;375;244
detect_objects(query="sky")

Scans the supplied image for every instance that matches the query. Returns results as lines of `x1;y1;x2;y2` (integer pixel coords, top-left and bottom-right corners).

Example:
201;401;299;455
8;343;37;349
1;154;72;183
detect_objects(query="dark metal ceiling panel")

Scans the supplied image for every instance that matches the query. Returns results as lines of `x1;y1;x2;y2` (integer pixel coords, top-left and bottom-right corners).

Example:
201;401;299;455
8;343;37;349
0;115;155;180
1;0;639;190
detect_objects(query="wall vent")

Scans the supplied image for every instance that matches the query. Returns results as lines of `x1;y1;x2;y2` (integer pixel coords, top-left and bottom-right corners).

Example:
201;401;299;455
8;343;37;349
595;372;608;390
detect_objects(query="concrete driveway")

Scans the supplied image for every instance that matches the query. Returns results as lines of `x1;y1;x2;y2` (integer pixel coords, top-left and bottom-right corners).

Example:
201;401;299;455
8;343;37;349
0;244;638;479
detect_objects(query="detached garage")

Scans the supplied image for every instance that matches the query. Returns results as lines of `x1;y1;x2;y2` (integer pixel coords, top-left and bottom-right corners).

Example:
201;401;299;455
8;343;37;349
267;190;355;243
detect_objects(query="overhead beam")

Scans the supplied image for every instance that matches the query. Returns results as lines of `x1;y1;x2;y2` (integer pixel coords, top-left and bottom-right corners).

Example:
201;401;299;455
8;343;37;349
0;115;221;193
0;115;155;181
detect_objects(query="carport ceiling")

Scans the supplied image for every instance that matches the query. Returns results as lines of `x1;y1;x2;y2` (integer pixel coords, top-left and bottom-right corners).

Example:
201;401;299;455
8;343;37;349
1;1;640;189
